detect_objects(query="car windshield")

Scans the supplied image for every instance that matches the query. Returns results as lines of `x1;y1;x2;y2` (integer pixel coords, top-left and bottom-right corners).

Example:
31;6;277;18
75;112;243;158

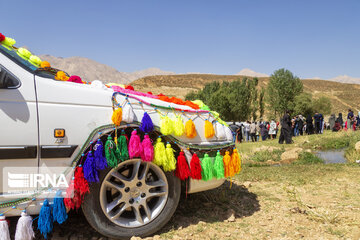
0;44;56;79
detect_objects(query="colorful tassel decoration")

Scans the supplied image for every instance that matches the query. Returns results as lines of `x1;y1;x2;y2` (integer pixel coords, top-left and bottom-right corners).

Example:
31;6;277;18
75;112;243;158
119;133;129;161
105;136;120;168
223;151;234;177
122;103;135;123
215;122;226;140
225;127;234;142
111;108;122;126
141;134;154;162
0;215;10;240
164;143;177;171
201;153;214;181
175;151;190;180
153;138;167;167
231;149;241;174
83;151;99;183
213;151;225;179
94;139;108;170
140;112;154;133
173;116;185;136
204;120;215;138
160;116;174;135
190;153;202;180
64;178;76;210
38;199;53;239
15;211;35;240
74;166;89;198
129;130;142;158
185;119;197;138
53;190;68;224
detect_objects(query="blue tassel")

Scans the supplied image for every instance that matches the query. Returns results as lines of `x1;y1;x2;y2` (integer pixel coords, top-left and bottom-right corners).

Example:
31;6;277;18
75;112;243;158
83;151;99;183
38;199;53;239
94;139;108;170
53;190;68;224
140;112;154;133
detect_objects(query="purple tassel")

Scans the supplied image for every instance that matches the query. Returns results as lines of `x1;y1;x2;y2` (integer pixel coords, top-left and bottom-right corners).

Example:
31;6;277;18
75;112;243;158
140;112;154;133
83;151;99;183
129;130;142;158
141;134;154;162
94;139;108;170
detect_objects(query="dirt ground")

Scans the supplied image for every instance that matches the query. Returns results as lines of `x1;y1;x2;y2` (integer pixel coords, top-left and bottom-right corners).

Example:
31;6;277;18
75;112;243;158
8;163;359;240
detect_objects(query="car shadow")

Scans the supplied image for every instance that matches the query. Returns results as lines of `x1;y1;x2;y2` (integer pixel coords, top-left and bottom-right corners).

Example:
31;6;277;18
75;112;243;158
159;180;260;234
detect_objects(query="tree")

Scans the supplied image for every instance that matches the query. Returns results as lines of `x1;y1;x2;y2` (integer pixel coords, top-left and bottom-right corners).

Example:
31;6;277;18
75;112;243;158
267;68;303;117
313;96;332;115
294;92;314;116
259;88;265;119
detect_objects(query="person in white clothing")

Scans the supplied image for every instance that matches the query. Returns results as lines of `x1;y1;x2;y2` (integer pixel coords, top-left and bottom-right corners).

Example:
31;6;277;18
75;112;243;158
268;120;277;139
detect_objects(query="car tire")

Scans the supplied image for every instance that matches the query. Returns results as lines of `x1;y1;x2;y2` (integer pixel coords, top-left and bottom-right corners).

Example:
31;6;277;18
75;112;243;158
82;159;181;240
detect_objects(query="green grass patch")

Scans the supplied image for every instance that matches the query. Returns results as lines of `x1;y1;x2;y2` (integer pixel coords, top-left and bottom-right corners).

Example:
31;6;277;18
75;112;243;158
250;149;285;163
293;152;324;165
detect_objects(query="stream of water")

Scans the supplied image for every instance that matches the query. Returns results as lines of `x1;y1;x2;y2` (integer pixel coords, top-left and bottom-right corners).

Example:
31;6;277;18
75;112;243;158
316;149;347;164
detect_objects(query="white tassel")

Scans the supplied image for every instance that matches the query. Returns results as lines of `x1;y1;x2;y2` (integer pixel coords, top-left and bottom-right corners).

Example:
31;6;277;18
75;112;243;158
15;211;35;240
90;80;107;90
215;122;226;139
225;126;234;142
122;102;135;123
0;215;11;240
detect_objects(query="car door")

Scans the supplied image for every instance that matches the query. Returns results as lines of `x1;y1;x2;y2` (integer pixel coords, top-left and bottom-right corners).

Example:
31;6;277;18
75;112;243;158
0;52;39;200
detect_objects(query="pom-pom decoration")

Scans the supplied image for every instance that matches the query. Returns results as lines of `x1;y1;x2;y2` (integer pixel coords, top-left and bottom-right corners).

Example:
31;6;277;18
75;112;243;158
213;151;225;179
53;190;68;224
68;75;83;84
175;151;190;180
190;153;202;180
160;115;174;135
37;199;53;239
164;143;177;171
125;85;134;91
118;132;129;161
223;151;234;177
64;178;76;210
15;211;35;240
40;61;51;68
94;139;108;170
231;149;241;174
0;215;11;240
17;48;32;60
225;127;234;142
201;153;214;181
111;108;122;126
128;130;142;158
173;116;185;136
140;112;154;133
215;122;226;140
55;71;69;81
29;55;42;67
83;151;99;183
153;138;167;167
74;165;89;198
0;33;5;42
185;119;197;138
105;136;121;168
122;103;135;123
204;120;215;138
141;134;154;162
1;37;16;49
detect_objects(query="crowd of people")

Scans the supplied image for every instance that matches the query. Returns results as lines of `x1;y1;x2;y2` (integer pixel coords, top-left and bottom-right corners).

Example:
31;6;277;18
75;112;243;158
229;109;360;144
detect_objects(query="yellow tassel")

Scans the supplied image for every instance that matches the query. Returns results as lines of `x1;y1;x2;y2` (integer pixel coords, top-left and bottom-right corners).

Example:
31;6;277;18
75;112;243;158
173;116;185;136
231;149;241;174
111;108;122;126
185;119;196;138
204;120;215;138
223;151;234;177
164;143;176;171
153;138;167;167
160;116;174;135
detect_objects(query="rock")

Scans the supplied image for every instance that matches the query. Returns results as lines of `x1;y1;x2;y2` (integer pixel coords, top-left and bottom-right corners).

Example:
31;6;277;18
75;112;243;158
355;141;360;153
305;149;312;153
280;151;299;164
131;237;142;240
243;181;252;188
226;209;236;222
153;235;161;240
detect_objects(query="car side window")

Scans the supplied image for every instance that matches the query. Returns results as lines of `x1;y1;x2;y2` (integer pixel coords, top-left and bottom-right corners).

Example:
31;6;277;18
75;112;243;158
0;64;21;89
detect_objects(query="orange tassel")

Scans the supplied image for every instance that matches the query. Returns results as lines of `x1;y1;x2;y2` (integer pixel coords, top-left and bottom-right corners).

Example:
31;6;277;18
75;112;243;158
204;120;215;138
185;119;197;138
231;149;241;174
223;151;234;177
111;108;122;126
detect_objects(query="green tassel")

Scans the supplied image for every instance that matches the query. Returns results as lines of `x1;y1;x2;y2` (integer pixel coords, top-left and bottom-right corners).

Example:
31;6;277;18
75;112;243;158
105;136;120;168
119;133;129;161
201;153;214;181
213;151;225;179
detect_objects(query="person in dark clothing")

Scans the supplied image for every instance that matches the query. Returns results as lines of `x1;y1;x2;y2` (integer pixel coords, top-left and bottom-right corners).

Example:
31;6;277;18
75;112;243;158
298;115;304;135
332;120;341;132
306;114;314;135
313;112;322;134
279;111;292;144
260;122;269;141
337;113;344;129
236;125;243;143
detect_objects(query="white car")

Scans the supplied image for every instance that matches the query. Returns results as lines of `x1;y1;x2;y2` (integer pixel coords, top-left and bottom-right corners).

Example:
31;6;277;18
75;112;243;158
0;42;234;239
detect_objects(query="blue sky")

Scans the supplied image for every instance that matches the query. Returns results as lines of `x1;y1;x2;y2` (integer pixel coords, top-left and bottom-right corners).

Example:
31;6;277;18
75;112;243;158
2;0;359;79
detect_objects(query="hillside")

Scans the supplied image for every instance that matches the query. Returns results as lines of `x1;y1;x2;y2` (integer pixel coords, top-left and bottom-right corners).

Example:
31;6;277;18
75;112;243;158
131;74;360;116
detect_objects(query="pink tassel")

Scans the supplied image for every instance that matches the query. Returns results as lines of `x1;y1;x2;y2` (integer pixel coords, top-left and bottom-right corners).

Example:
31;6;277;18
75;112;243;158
141;134;154;162
129;130;142;158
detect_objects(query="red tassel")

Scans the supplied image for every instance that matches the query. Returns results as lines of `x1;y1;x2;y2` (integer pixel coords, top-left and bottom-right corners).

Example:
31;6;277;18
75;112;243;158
190;153;202;180
175;151;190;180
64;179;75;210
74;166;89;197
